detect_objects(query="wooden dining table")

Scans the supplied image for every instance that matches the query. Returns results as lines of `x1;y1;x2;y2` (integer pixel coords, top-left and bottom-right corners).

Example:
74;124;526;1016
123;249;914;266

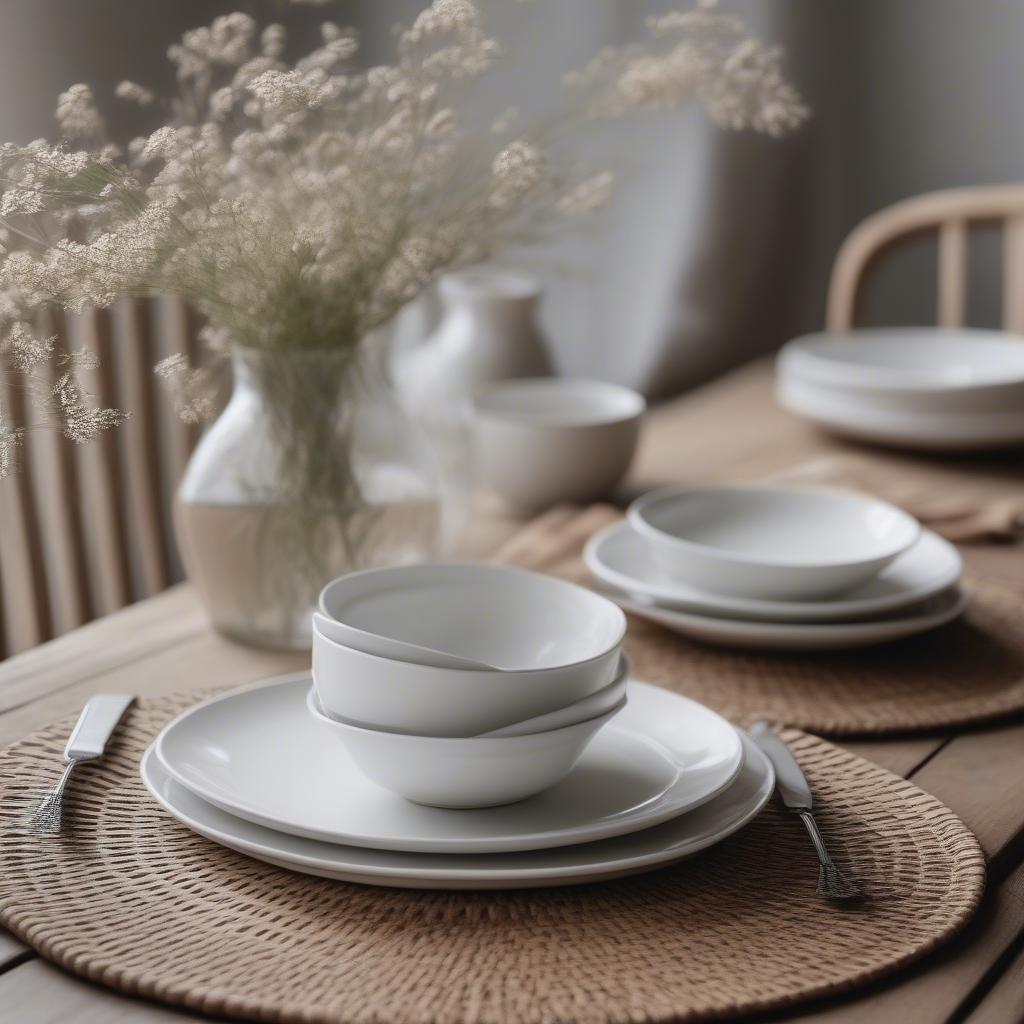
1;357;1022;1023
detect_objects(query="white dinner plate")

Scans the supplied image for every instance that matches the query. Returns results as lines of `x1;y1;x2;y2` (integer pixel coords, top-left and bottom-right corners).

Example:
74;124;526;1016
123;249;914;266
584;521;962;623
777;374;1024;451
140;732;773;890
607;586;968;651
155;675;743;854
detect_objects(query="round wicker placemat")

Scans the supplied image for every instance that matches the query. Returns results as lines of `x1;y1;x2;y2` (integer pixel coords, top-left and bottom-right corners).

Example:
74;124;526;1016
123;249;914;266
0;693;985;1024
494;505;1024;736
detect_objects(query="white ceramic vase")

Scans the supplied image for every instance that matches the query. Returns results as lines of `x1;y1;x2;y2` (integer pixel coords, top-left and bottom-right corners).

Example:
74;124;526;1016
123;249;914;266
175;347;443;651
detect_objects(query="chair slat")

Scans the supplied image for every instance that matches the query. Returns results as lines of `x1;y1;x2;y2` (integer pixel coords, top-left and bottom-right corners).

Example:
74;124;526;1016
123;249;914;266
116;297;171;597
937;220;968;328
0;352;53;652
40;307;94;630
89;307;132;611
1003;215;1024;335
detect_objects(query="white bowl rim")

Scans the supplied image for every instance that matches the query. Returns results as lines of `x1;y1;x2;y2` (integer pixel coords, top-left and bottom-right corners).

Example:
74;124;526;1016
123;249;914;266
782;328;1024;392
306;685;625;745
316;653;631;738
628;484;921;573
318;562;626;672
471;377;646;428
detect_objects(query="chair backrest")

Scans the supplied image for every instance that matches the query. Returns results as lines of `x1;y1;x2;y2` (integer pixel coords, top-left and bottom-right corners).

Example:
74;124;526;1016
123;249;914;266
826;183;1024;332
0;296;201;658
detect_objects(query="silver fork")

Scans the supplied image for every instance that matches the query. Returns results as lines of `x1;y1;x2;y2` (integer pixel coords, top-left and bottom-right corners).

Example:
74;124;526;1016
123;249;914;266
28;694;134;835
749;721;862;901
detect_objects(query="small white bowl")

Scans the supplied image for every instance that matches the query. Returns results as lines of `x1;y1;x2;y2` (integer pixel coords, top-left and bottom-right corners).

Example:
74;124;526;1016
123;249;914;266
307;686;624;808
312;567;625;737
472;378;645;511
628;485;921;601
318;563;625;673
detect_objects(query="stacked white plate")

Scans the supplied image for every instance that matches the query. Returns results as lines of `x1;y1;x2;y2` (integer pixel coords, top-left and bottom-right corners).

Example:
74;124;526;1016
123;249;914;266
142;672;774;889
776;328;1024;451
585;486;967;651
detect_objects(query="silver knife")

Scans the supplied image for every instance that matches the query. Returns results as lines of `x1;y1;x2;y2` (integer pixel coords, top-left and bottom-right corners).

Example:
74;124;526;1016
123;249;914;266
29;694;135;835
750;721;861;900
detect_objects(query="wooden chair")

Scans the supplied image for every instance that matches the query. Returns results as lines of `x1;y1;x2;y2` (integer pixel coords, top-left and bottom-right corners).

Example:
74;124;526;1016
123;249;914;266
0;296;201;658
826;183;1024;331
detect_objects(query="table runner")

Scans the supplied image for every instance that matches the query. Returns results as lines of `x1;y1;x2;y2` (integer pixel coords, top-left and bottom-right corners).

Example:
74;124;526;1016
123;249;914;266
493;505;1024;736
0;692;984;1023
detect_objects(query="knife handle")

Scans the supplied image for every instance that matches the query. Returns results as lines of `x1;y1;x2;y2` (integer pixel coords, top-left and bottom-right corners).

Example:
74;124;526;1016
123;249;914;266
65;694;134;760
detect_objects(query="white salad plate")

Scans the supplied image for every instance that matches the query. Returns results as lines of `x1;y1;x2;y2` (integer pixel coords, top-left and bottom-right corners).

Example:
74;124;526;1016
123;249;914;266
584;521;962;624
607;585;968;652
140;731;773;890
154;675;744;854
776;374;1024;451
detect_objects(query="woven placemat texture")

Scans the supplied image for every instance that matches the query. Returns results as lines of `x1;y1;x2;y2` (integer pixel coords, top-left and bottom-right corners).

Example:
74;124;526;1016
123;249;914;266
493;505;1024;736
0;692;984;1024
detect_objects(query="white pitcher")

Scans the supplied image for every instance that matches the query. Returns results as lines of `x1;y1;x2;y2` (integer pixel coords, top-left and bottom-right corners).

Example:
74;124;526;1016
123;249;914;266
395;266;552;416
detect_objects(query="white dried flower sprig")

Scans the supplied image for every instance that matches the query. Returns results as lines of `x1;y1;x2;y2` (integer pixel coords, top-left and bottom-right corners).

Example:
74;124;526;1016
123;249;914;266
0;0;806;477
51;372;130;443
154;353;218;424
0;420;23;477
566;11;808;135
0;312;128;474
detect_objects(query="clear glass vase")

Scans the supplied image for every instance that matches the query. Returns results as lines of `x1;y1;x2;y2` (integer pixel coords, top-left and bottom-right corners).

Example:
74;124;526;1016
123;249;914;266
174;345;444;650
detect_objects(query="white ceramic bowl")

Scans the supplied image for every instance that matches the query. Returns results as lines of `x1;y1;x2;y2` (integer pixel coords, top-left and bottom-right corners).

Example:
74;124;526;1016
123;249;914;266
628;486;921;601
318;563;624;673
779;329;1024;413
472;378;645;511
312;566;625;736
307;686;624;808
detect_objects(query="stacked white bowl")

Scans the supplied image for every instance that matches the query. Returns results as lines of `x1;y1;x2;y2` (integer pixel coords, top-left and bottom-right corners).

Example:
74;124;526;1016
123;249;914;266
585;485;967;652
310;564;628;808
776;328;1024;451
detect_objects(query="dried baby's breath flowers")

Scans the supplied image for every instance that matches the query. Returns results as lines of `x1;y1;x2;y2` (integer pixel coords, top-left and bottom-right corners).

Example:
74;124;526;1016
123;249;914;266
0;0;806;478
154;353;218;425
51;372;130;444
0;421;23;477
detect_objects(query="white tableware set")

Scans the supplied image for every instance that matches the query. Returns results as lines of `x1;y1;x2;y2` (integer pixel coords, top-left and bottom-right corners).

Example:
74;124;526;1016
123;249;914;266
311;564;631;807
586;485;968;651
143;563;775;889
776;327;1024;450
